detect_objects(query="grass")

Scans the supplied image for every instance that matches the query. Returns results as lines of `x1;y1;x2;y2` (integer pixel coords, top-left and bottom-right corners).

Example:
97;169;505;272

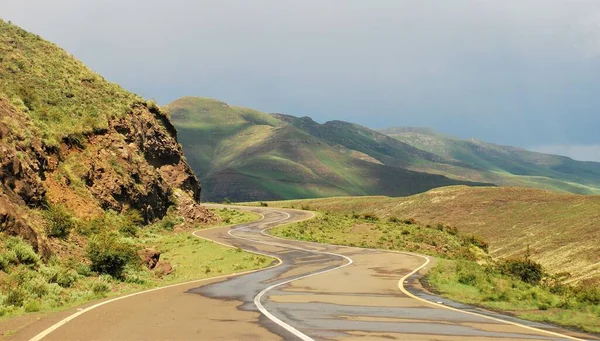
0;208;269;320
270;212;488;261
208;207;261;226
267;186;600;283
0;20;141;147
427;259;600;334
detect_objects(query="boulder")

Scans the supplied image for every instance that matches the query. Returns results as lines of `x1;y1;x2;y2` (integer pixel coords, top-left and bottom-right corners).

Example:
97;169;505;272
138;248;161;269
155;261;172;277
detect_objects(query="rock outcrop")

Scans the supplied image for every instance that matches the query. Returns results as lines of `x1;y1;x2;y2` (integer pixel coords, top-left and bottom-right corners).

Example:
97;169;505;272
0;97;215;257
0;20;216;258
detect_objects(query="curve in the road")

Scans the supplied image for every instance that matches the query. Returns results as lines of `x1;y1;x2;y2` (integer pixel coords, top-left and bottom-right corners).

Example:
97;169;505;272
254;209;587;341
26;206;593;341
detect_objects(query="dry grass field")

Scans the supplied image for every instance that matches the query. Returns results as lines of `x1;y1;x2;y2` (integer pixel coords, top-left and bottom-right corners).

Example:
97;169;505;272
268;186;600;283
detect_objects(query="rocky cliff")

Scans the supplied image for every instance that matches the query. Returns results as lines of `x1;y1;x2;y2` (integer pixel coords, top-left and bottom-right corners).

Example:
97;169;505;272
0;20;214;258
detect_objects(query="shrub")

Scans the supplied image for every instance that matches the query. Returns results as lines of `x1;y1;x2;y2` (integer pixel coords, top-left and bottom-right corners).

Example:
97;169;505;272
24;300;41;312
5;287;27;307
90;276;112;296
362;213;379;221
4;237;40;267
404;218;416;225
75;263;92;276
259;202;269;207
86;233;135;278
44;204;77;238
576;286;600;305
500;258;544;285
118;209;143;236
388;216;400;223
156;214;184;231
464;235;489;253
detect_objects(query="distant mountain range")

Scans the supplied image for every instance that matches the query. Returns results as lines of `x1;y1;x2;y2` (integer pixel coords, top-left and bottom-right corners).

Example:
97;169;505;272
167;97;600;201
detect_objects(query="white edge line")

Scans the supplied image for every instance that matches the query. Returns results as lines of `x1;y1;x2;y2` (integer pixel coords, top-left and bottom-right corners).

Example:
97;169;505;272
224;209;353;341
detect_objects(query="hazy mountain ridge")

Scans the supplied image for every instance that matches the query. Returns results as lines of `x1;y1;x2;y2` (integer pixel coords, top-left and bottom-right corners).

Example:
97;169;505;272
170;97;600;200
168;97;483;201
380;127;600;194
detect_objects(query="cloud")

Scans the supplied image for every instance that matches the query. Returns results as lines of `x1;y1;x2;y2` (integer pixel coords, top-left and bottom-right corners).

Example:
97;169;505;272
531;145;600;162
1;1;599;148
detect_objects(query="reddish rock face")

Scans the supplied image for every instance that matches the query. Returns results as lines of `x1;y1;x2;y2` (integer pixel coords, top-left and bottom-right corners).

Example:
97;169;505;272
0;98;216;257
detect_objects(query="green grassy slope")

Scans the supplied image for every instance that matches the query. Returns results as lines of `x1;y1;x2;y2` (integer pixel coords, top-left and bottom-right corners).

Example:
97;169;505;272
167;97;481;201
380;127;600;194
0;21;141;147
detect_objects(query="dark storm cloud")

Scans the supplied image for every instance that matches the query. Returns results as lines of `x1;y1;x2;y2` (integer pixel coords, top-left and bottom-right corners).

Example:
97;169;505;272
1;1;599;160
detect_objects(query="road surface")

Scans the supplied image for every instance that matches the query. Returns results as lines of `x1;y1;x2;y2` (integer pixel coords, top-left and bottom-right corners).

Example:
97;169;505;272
11;206;598;341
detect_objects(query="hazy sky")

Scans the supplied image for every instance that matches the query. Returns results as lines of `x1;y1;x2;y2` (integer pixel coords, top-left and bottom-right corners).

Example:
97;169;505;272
1;1;599;161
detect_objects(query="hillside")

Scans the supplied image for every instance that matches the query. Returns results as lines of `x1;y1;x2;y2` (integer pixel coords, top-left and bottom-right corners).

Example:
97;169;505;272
380;127;600;195
0;19;214;288
167;97;482;201
267;186;600;283
169;97;600;202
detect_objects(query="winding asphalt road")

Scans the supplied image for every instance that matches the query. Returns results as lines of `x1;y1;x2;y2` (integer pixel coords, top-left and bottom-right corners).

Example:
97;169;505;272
11;206;598;341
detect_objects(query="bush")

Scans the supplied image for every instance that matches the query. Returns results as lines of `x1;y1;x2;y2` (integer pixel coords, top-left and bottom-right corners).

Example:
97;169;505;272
362;213;379;221
80;209;143;237
3;237;40;267
576;286;600;305
259;202;269;207
388;216;400;223
90;276;112;296
156;214;184;231
118;209;143;236
24;300;41;312
464;235;489;253
5;287;27;307
500;258;544;285
86;233;135;278
44;204;77;238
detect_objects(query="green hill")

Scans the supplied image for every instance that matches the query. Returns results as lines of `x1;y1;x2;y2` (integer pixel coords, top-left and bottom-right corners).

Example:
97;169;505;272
167;97;482;201
380;127;600;194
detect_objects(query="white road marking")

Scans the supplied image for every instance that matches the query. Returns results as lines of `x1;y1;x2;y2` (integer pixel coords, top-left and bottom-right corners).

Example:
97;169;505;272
224;209;353;341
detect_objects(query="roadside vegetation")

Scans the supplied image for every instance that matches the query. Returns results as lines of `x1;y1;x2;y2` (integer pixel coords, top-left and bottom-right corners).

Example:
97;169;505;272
270;208;600;334
0;207;266;320
270;212;488;260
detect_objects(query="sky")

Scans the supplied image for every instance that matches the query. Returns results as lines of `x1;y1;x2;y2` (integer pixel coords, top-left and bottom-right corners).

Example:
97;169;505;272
1;0;599;161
